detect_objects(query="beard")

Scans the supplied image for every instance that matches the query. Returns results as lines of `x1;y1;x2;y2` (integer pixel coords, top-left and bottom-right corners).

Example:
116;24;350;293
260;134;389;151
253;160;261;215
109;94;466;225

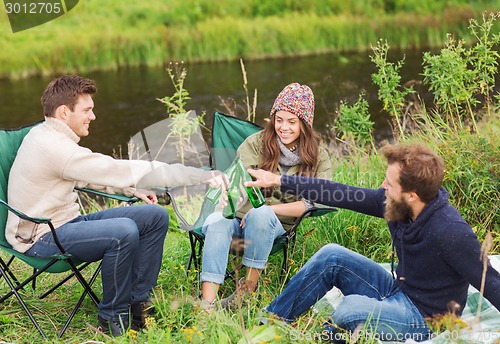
384;195;413;222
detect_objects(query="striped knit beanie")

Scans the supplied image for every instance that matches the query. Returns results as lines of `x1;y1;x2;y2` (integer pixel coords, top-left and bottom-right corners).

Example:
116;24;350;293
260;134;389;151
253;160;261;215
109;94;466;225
270;83;315;128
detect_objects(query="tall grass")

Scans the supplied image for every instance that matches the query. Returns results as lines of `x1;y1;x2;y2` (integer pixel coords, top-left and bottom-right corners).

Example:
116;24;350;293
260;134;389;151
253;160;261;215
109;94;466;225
1;1;500;78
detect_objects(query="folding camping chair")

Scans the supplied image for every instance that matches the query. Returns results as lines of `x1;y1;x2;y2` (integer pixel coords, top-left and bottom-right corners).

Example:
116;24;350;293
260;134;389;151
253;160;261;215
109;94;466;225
163;112;336;283
0;122;136;338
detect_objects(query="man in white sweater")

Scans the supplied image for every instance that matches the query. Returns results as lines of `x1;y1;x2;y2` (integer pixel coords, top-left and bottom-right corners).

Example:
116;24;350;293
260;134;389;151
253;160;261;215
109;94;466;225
6;75;223;336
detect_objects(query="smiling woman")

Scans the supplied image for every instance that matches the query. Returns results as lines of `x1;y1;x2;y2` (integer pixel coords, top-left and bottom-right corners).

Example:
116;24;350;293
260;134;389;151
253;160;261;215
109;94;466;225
198;82;332;308
274;111;301;149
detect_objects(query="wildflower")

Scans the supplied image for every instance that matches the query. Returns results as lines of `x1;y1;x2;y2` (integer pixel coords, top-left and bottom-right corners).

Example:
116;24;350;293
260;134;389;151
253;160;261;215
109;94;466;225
127;329;137;339
145;316;157;328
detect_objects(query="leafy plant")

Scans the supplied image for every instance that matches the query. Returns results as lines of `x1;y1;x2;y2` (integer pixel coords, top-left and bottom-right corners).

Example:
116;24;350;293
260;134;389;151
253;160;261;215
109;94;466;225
422;12;500;133
438;134;500;239
370;39;414;140
157;62;206;165
158;62;191;116
334;92;375;152
468;12;500;118
422;35;479;131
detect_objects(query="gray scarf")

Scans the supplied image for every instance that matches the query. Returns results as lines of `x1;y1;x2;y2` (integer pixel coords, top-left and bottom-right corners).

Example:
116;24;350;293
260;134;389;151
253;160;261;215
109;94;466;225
278;138;301;173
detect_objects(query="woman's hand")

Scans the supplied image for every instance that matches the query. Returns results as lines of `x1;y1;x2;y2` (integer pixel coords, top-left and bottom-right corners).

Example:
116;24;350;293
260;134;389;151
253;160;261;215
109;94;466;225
134;188;158;204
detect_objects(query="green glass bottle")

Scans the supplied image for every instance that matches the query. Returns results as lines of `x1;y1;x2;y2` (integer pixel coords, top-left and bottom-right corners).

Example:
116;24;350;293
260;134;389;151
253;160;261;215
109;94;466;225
236;158;265;208
222;169;241;219
205;185;222;204
204;162;238;205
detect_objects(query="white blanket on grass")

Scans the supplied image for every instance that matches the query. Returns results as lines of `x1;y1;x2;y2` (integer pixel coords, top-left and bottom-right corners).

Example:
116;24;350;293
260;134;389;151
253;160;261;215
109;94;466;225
315;255;500;344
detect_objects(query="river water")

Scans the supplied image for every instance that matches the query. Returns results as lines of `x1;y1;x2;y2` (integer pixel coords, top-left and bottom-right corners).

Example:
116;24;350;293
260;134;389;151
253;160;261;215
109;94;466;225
0;50;429;155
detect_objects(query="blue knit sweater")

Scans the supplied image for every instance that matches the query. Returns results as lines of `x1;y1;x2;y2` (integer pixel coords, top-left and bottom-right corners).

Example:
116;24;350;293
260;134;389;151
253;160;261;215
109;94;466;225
281;175;500;318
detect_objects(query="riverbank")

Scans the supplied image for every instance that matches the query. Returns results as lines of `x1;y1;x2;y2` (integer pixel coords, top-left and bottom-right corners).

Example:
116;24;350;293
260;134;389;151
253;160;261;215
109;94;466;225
1;1;499;79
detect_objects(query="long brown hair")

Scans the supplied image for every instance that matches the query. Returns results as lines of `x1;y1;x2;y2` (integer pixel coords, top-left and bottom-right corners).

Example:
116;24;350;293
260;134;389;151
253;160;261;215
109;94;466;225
260;116;320;177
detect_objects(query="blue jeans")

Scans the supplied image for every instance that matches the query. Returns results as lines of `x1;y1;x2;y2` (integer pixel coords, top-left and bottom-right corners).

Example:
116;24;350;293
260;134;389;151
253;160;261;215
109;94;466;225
267;244;432;342
25;204;169;320
200;205;286;285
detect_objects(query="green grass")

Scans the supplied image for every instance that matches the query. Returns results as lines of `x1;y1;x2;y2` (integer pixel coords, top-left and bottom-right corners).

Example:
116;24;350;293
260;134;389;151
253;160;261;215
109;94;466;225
1;1;500;78
1;114;497;342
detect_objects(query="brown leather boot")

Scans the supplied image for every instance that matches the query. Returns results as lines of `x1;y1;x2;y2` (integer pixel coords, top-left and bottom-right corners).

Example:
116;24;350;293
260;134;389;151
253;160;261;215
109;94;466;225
130;300;155;330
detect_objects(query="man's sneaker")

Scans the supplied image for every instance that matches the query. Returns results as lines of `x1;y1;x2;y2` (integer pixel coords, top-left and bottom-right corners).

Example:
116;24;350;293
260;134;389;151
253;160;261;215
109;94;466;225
131;299;155;330
219;278;258;310
97;313;129;337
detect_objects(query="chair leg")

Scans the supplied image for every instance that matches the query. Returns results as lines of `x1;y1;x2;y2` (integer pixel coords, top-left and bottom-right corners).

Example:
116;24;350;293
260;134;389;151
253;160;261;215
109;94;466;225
279;242;289;284
32;268;37;290
66;260;100;305
39;262;93;299
195;238;204;271
187;232;197;275
289;234;298;259
187;233;205;278
0;256;21;286
58;262;102;338
0;267;46;338
0;264;49;303
224;265;240;283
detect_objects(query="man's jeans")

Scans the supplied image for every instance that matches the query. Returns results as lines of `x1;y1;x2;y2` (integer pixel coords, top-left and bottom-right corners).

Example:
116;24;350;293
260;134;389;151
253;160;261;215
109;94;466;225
267;244;432;342
25;204;169;320
200;205;286;285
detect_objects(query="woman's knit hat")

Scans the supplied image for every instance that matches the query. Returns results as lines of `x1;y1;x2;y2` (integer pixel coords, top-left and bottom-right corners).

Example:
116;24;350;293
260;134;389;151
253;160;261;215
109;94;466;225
270;83;315;128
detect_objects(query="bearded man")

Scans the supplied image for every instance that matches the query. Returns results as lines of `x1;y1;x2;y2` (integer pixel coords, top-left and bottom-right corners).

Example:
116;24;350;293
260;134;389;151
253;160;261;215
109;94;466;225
246;143;500;343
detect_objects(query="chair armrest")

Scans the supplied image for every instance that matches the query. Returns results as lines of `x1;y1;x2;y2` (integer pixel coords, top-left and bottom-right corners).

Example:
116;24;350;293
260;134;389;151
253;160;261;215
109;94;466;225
75;187;139;203
286;206;338;236
297;206;337;223
0;199;68;254
0;199;51;224
308;206;338;218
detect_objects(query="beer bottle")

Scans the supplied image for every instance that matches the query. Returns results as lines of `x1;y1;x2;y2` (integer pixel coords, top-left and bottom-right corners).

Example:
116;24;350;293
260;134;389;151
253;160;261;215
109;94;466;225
222;169;241;219
236;158;265;208
205;162;238;204
205;184;222;204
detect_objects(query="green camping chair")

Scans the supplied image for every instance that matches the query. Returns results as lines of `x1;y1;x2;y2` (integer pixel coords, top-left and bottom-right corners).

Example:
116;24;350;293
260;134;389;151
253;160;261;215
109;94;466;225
0;122;136;338
167;112;336;282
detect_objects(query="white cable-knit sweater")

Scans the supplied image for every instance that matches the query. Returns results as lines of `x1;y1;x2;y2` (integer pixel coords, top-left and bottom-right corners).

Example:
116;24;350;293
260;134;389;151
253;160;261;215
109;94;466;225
7;117;206;252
